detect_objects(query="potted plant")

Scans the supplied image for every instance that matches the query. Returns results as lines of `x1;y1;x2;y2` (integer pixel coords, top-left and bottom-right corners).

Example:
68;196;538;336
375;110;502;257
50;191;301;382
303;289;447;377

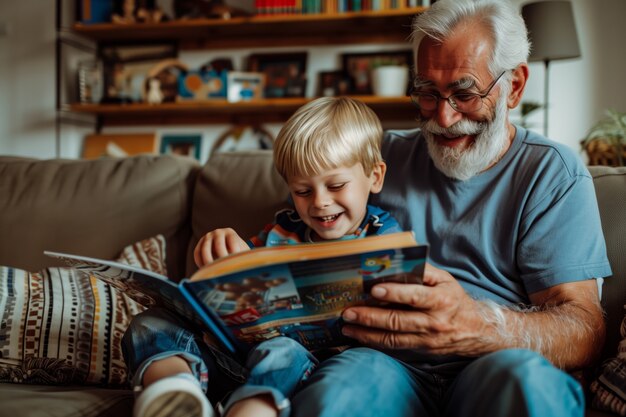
581;109;626;166
519;101;542;128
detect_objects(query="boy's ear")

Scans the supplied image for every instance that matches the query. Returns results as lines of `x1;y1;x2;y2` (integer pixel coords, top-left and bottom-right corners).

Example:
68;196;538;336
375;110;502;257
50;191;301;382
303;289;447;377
370;161;386;194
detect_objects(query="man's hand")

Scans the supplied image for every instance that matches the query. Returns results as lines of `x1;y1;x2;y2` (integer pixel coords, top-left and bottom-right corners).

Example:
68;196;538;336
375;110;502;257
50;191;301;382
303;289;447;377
340;263;605;369
194;228;250;267
341;263;495;356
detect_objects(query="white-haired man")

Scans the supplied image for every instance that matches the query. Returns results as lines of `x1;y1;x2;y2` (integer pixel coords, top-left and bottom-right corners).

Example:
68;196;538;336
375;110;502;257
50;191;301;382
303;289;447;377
289;1;612;416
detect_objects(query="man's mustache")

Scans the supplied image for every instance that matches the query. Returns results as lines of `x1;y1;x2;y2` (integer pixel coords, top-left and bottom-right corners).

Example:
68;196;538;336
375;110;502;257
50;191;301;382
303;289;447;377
417;117;486;137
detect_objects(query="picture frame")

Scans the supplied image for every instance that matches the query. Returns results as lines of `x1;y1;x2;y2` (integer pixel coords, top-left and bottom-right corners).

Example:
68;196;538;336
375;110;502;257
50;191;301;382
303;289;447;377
341;50;412;95
226;71;265;102
178;69;228;100
247;52;308;98
316;70;351;97
100;43;177;103
77;59;104;104
159;134;202;160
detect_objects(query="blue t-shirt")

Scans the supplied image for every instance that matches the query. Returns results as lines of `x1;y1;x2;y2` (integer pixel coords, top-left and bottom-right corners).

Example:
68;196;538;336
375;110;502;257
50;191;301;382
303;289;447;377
371;126;612;305
248;204;402;247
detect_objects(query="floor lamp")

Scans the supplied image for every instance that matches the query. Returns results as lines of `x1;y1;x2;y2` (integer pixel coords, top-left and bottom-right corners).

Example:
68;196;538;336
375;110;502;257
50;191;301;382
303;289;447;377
521;1;581;137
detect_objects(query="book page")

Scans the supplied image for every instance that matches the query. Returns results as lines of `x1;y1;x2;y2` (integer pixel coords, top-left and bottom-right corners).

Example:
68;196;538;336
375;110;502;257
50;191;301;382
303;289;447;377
44;250;202;326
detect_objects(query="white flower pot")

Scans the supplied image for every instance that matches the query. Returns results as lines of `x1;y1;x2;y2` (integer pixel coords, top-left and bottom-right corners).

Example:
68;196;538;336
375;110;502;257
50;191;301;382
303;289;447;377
371;65;409;97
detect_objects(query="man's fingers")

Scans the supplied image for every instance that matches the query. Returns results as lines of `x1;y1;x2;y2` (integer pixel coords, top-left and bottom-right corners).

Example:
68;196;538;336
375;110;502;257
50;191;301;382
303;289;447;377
422;263;453;286
342;305;431;332
370;282;437;310
341;324;429;350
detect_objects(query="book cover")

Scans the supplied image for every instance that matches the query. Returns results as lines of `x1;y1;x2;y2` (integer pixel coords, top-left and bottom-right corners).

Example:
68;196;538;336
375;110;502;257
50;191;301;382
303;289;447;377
46;231;427;358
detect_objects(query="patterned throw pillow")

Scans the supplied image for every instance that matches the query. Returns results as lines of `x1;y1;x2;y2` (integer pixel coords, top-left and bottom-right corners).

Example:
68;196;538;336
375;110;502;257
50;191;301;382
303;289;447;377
590;309;626;416
0;235;167;387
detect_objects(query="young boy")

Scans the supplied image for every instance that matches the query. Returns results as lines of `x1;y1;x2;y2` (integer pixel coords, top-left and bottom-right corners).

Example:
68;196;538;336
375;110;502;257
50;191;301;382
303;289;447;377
122;97;402;417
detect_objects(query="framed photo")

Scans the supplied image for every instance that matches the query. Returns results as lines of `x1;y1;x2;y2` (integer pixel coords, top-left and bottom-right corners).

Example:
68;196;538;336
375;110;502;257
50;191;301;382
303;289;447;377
159;134;202;160
178;69;228;100
316;70;351;97
227;71;265;102
341;50;412;95
247;52;308;98
100;43;177;103
77;59;104;104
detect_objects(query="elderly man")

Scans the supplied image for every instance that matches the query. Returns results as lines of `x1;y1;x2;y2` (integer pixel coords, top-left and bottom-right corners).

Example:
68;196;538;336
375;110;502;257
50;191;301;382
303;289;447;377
290;0;612;416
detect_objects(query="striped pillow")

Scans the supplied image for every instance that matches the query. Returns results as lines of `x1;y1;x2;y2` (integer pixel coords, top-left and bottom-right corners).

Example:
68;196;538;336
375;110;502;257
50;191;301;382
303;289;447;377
0;235;166;387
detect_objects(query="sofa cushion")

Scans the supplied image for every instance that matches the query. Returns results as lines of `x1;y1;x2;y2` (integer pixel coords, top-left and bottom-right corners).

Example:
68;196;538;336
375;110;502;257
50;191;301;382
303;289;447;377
0;383;133;417
587;165;626;416
0;155;200;281
0;235;167;387
588;166;626;360
187;150;290;275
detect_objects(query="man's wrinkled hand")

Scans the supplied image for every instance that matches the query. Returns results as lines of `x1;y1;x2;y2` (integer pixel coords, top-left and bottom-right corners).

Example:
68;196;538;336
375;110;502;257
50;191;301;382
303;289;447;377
341;263;491;356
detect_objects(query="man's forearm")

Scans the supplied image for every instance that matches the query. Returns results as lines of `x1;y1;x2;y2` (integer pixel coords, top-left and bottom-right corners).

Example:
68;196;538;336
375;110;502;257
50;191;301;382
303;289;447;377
477;297;605;370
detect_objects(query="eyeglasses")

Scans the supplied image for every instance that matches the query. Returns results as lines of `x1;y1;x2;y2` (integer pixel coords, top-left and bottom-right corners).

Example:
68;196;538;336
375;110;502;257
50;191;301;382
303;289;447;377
410;71;507;113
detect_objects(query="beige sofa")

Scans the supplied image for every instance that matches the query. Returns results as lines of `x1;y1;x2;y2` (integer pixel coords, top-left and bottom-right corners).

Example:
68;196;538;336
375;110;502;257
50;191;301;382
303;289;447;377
0;148;624;417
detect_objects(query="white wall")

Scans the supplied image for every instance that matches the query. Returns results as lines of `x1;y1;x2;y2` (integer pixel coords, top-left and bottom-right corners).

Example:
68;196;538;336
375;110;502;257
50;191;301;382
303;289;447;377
0;1;59;158
1;0;625;159
511;0;626;153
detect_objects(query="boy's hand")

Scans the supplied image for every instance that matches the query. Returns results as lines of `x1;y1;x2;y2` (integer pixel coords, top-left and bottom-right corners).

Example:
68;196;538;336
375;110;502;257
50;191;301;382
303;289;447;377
194;228;250;267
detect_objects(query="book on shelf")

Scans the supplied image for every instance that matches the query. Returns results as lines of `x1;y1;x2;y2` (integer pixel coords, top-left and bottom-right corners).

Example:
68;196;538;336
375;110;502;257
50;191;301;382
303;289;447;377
254;0;419;15
45;231;427;359
78;0;113;24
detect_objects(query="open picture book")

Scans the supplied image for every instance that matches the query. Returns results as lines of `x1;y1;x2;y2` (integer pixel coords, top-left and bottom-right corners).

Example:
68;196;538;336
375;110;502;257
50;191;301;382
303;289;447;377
45;231;428;359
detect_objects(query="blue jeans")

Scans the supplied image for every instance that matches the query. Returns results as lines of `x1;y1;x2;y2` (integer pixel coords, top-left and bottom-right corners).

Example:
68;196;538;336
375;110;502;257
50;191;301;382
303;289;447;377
122;308;316;412
221;336;318;417
290;347;585;417
124;310;584;416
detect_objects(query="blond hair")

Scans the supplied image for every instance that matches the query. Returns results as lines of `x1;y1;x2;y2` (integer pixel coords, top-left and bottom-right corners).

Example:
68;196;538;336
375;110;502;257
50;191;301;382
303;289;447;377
274;97;383;180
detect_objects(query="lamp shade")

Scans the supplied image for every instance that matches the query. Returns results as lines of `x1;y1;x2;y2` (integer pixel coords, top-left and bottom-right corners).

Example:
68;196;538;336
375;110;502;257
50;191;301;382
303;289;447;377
522;1;581;62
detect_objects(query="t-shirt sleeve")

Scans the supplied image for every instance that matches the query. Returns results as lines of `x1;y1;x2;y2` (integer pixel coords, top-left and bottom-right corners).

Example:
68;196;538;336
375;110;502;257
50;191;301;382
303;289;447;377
517;174;612;294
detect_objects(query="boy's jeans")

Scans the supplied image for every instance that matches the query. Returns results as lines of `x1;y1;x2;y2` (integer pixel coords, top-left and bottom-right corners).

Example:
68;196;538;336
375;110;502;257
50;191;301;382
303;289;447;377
121;308;316;413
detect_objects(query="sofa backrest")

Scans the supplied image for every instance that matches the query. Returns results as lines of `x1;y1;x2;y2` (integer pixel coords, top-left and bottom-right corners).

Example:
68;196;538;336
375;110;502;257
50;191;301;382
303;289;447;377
186;150;290;276
588;165;626;360
0;155;200;280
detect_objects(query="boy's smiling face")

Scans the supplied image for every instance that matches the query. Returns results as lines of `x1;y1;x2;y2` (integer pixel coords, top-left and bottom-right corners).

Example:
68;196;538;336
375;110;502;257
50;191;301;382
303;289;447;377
287;162;385;241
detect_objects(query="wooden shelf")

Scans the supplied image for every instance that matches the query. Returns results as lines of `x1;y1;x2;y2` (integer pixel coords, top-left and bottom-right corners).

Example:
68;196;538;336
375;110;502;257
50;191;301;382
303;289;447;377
67;96;415;126
72;8;425;49
62;9;424;131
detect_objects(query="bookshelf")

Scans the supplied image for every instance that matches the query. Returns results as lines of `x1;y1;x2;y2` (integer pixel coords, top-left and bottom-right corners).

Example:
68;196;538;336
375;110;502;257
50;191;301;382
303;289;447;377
68;96;415;127
72;9;425;49
61;7;426;130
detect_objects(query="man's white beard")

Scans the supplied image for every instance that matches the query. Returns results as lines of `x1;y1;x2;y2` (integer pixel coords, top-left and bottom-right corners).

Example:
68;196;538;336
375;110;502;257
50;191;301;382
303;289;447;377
418;93;509;181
